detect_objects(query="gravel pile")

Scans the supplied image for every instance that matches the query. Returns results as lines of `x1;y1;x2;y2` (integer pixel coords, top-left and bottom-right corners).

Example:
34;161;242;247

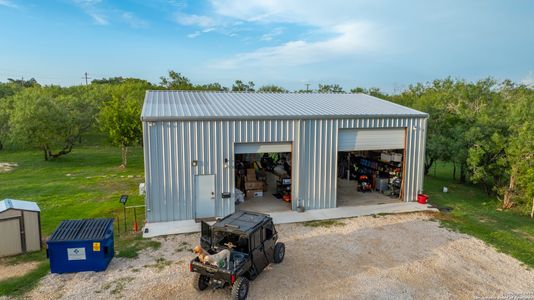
23;212;533;300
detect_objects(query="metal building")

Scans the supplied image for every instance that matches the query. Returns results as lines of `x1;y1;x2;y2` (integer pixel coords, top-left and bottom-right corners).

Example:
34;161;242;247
141;91;428;223
0;199;42;257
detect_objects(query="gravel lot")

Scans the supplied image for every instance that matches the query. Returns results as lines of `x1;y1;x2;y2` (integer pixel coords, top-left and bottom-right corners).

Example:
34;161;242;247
24;212;534;300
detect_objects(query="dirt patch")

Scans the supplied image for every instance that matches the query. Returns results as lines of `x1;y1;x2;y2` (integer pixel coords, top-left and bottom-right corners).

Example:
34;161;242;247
26;212;534;299
0;261;39;281
0;162;18;173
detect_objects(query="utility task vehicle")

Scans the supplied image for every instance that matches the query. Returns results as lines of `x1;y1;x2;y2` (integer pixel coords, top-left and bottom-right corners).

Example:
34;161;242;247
190;211;285;300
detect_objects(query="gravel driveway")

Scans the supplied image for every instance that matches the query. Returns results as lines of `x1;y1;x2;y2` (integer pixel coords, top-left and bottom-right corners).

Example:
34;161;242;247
26;212;534;300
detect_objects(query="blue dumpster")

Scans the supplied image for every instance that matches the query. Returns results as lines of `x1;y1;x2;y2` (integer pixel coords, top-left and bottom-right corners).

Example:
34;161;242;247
47;218;114;273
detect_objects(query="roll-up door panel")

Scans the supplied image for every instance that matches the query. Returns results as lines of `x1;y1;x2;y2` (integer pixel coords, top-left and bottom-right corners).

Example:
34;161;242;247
235;143;291;154
338;129;405;151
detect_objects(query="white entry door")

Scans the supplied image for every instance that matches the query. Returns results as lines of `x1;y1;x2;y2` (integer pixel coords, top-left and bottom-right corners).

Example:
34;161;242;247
195;175;215;219
338;128;405;151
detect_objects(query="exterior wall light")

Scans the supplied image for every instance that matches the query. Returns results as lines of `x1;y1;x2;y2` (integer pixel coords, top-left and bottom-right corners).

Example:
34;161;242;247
224;158;229;168
192;160;198;167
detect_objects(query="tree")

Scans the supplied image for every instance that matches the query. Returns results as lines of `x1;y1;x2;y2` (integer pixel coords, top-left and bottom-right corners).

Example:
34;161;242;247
0;82;24;150
499;84;534;210
257;85;288;93
99;80;151;167
7;77;39;87
318;84;344;93
159;71;228;91
160;71;194;90
6;86;97;160
196;82;229;91
91;77;126;85
351;86;388;98
232;80;255;92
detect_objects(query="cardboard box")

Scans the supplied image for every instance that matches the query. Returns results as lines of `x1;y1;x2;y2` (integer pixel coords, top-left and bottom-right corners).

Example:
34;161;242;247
246;174;257;181
381;153;392;162
246;189;263;199
391;153;402;162
245;181;264;190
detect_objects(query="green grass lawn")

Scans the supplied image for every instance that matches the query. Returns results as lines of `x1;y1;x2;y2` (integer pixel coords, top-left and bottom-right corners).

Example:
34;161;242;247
424;162;534;268
0;145;147;297
0;148;532;296
0;145;146;235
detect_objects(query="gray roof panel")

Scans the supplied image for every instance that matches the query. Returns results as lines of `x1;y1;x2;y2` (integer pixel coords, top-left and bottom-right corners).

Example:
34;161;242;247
0;199;40;213
141;91;428;121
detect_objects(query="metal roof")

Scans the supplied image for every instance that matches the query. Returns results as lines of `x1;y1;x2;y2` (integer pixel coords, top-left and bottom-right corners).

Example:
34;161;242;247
48;219;114;242
0;199;40;213
141;91;428;121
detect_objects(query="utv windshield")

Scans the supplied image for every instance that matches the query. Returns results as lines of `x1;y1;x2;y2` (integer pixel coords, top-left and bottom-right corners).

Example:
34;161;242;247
213;230;248;252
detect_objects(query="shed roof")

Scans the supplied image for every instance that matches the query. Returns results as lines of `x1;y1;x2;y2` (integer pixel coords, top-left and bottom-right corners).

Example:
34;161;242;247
141;91;427;121
0;199;40;213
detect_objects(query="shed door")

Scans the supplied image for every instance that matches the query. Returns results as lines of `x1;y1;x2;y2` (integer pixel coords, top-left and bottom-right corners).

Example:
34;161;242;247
235;142;291;154
338;129;405;151
195;175;216;219
0;218;22;257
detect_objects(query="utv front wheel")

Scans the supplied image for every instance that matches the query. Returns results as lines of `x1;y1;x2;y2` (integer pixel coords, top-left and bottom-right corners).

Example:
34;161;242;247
273;242;285;263
231;277;249;300
192;273;209;291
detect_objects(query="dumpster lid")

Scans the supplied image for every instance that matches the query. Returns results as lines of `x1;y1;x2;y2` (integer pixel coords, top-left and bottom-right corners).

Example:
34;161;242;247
48;218;113;242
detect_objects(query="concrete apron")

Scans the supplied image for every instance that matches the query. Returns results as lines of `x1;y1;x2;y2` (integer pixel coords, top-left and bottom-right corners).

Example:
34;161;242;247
142;202;438;238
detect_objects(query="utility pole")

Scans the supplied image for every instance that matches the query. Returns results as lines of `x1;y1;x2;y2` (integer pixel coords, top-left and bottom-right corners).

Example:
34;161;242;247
83;72;91;85
305;83;310;92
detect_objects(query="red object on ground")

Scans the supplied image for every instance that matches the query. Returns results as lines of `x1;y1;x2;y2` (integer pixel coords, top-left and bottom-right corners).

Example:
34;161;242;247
283;194;291;202
417;194;429;204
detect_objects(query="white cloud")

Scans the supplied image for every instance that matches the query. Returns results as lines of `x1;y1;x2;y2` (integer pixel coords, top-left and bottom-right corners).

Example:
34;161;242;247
521;71;534;87
187;31;201;38
89;13;108;25
73;0;109;25
122;12;148;28
260;27;283;41
207;0;382;69
210;0;368;27
0;0;18;9
215;21;376;69
175;13;216;28
167;0;187;9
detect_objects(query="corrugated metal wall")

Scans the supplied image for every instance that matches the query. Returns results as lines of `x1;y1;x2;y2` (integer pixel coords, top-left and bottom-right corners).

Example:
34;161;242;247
143;120;298;222
143;117;427;222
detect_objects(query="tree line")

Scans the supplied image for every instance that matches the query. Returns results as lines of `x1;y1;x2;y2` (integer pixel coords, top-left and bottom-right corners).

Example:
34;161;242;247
0;73;532;215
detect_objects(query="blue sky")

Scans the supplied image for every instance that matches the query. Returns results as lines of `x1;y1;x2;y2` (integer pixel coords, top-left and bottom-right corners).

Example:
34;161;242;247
0;0;533;92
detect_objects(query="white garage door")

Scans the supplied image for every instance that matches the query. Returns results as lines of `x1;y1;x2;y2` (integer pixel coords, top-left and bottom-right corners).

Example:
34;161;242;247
235;142;292;154
338;129;405;151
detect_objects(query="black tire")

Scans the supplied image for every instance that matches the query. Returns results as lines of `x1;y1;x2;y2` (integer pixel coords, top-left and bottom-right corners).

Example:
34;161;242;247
192;273;209;291
246;267;258;281
273;242;285;263
231;277;249;300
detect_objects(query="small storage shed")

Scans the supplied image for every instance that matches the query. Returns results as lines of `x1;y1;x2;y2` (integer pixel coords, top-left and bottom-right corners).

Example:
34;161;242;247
0;199;42;257
47;218;114;274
